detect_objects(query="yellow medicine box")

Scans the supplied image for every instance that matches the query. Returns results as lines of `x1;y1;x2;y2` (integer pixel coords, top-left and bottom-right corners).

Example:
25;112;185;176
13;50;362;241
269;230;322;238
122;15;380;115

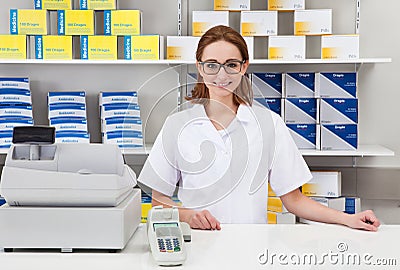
79;0;116;10
80;35;117;60
34;0;73;10
0;35;27;59
10;9;49;35
57;10;94;36
104;10;142;36
32;36;73;60
123;35;163;60
267;196;288;213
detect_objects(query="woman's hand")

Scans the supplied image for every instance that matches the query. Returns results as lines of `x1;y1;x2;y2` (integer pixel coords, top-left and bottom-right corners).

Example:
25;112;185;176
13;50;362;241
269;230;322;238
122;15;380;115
343;210;381;232
186;210;221;230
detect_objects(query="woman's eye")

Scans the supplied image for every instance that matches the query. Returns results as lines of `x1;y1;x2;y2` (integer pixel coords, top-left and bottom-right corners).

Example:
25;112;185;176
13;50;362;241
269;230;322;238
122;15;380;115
226;62;239;68
206;63;218;69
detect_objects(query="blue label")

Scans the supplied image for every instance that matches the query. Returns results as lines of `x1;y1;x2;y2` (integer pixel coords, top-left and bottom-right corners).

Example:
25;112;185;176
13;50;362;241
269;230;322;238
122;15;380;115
255;98;281;115
49;103;86;111
80;0;88;10
10;9;18;34
104;10;111;35
35;36;43;59
81;36;88;60
287;124;316;144
323;98;358;123
324;124;358;148
101;91;137;98
287;98;317;119
321;73;357;98
105;117;142;125
253;73;282;93
34;0;42;9
124;36;132;60
49;91;86;97
57;10;65;35
288;73;315;91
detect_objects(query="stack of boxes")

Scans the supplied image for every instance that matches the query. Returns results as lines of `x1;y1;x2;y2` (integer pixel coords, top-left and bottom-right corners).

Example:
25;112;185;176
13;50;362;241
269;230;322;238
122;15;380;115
267;183;296;224
0;77;34;149
48;91;90;143
252;72;282;116
99;91;143;149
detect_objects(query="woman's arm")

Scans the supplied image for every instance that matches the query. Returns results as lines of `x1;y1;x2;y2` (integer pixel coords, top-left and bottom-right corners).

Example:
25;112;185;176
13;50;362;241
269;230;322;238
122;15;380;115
280;188;380;231
152;190;221;230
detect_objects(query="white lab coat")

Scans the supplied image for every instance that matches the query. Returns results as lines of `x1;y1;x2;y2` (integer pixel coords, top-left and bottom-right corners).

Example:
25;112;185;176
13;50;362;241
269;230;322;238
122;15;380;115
138;103;312;223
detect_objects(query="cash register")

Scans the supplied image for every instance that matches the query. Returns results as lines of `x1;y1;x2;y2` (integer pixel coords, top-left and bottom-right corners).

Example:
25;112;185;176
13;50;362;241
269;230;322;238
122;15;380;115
0;126;141;252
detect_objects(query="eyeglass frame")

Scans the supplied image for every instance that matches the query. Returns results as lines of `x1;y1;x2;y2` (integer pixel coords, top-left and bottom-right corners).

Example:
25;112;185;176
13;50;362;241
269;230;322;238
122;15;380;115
198;59;247;75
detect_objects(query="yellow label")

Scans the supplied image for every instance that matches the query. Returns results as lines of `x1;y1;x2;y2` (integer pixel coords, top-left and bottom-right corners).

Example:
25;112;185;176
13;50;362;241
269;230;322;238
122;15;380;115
88;36;117;60
131;35;159;60
65;10;94;35
111;10;141;35
295;21;311;35
141;203;152;223
192;22;210;36
301;183;318;196
241;22;257;36
39;0;72;9
0;35;26;59
167;46;183;60
321;47;338;59
17;10;48;35
267;197;285;212
268;183;277;197
267;211;277;224
87;0;116;10
268;47;285;60
42;36;72;60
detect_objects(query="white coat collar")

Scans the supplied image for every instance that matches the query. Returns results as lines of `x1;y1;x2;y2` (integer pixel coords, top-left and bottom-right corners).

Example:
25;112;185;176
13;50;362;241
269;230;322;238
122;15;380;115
189;103;253;124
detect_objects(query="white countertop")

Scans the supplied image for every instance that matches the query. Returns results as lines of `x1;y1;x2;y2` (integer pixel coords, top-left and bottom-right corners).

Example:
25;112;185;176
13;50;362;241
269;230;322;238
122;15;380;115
1;223;399;270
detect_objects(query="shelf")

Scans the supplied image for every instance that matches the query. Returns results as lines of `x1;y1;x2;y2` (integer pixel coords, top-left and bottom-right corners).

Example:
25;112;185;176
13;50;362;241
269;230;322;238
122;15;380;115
0;58;391;65
300;145;395;157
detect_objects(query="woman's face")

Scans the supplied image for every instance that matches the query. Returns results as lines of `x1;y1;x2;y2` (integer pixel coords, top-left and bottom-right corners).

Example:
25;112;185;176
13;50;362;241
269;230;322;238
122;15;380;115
197;40;249;101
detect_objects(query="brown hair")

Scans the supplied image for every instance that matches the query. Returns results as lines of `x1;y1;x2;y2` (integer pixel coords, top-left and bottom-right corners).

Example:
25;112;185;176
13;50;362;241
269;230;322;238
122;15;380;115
186;25;253;106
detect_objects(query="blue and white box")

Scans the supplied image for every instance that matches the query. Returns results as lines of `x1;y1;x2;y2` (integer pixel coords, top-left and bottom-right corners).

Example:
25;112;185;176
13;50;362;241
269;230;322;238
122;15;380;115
320;124;358;150
0;196;5;206
254;98;281;116
50;117;87;132
319;98;358;124
0;77;29;90
55;131;90;143
0;104;33;119
0;118;34;131
287;123;316;149
344;197;361;214
48;91;86;105
0;131;13;148
99;91;138;106
284;72;315;98
102;117;142;133
284;98;317;124
48;103;86;119
315;72;357;98
252;73;282;98
101;103;140;119
103;130;143;148
0;89;32;105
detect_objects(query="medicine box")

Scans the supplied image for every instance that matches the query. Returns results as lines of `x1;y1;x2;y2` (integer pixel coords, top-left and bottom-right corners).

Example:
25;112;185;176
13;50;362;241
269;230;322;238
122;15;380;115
167;36;200;61
141;193;152;223
99;91;138;106
0;89;32;105
243;36;254;60
0;77;29;90
57;10;94;36
268;183;276;197
103;130;143;148
252;73;282;98
284;72;315;98
0;104;33;119
286;123;316;149
254;98;281;116
315;72;357;98
344;197;361;214
78;0;116;10
48;103;87;119
192;11;229;37
267;196;288;213
0;132;14;148
101;117;142;133
294;9;332;36
302;171;341;198
48;91;86;105
267;211;295;224
101;103;140;119
123;35;163;60
320;124;358;150
50;117;88;132
268;35;305;60
268;0;305;11
319;98;358;124
240;11;278;36
55;131;90;143
214;0;250;11
310;197;345;211
34;0;73;9
104;10;141;36
32;35;73;60
10;9;49;35
0;118;34;132
321;35;359;60
0;35;27;60
80;35;117;60
284;98;317;124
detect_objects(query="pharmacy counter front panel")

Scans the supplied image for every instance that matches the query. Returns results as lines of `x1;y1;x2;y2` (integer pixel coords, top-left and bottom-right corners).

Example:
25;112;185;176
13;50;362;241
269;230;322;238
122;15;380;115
1;224;399;270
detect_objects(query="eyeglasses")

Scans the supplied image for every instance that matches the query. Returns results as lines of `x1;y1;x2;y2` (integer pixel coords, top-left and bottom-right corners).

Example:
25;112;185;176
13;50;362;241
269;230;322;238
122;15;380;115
198;60;246;75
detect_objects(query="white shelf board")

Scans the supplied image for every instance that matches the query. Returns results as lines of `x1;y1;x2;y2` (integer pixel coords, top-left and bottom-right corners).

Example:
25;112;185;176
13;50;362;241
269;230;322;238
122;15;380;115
0;58;391;65
300;145;395;157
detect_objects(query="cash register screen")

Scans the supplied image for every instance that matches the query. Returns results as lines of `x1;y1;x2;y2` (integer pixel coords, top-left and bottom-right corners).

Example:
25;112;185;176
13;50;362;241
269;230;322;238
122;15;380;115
153;222;179;230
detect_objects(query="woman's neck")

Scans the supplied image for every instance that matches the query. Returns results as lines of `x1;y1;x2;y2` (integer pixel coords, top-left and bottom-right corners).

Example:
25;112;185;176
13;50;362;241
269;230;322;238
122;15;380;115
205;95;239;130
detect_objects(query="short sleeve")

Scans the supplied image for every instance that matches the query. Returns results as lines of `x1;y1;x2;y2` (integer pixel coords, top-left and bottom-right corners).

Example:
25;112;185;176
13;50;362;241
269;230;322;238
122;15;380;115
268;116;312;197
137;117;180;196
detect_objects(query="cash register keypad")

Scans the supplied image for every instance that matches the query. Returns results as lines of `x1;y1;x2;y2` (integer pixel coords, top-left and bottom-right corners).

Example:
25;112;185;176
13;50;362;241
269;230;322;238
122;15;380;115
157;237;181;253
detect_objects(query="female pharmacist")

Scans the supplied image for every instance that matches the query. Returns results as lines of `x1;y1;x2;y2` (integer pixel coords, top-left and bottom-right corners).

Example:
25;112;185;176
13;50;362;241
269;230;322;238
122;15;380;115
138;25;380;231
